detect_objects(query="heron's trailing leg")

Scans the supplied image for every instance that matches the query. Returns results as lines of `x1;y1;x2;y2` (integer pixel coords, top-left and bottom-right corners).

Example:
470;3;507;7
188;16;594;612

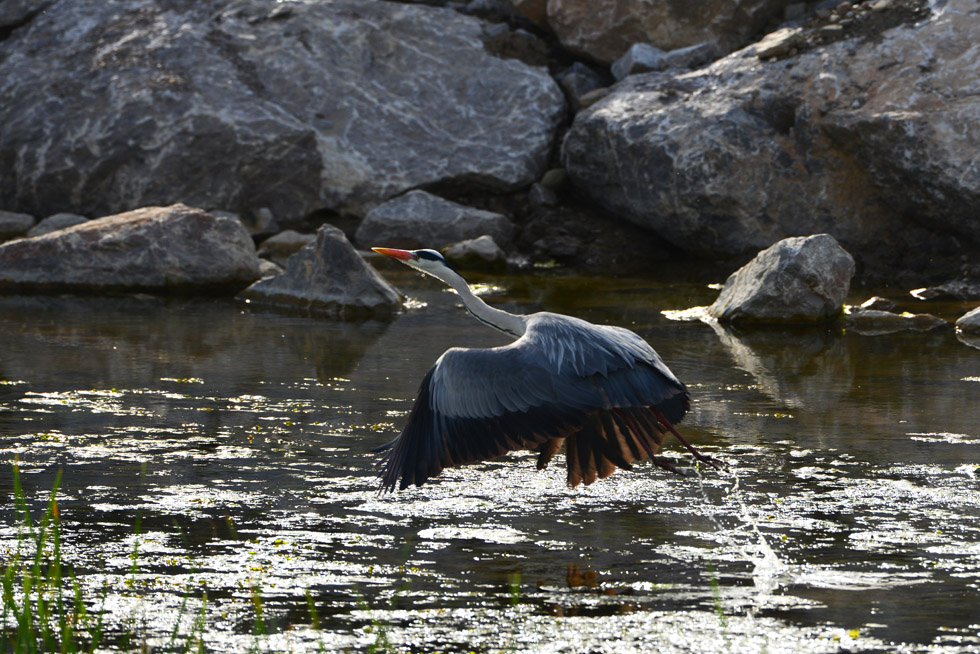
651;408;723;471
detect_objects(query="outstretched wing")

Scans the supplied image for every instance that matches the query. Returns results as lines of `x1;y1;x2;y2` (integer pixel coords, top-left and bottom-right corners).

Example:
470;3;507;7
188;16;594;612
375;312;689;491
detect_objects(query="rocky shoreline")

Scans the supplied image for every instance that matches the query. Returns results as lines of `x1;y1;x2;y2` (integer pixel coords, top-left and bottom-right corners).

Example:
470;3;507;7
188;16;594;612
1;0;978;333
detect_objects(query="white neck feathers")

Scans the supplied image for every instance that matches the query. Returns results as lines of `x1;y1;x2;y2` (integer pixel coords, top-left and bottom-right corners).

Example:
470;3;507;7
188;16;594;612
431;267;526;338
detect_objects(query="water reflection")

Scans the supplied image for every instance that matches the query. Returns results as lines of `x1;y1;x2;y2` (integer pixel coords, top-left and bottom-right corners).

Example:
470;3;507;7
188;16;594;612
706;321;851;411
1;272;979;652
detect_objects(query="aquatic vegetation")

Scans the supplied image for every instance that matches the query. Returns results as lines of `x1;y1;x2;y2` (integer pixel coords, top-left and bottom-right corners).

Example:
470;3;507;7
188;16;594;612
1;466;106;653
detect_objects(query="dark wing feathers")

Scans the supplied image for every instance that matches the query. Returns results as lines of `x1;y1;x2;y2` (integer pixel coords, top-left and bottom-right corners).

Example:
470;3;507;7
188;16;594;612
376;312;690;491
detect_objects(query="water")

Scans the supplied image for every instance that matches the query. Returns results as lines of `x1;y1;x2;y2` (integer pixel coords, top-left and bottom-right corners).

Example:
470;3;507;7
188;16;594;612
1;264;979;652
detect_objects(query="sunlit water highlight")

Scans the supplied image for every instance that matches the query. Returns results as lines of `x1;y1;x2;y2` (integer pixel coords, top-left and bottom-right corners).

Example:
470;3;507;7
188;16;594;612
1;266;979;652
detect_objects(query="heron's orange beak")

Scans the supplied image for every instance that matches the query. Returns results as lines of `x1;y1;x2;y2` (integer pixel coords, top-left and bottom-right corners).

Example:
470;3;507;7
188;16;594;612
372;247;415;261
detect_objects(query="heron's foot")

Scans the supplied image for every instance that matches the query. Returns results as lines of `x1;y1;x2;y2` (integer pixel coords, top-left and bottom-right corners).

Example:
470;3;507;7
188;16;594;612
651;456;685;476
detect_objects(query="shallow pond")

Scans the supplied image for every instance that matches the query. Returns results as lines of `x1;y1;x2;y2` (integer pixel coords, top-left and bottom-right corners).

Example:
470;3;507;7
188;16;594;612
1;262;979;653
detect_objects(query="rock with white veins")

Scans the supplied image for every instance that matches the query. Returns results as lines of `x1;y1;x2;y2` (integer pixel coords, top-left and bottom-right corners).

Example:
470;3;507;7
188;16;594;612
0;0;565;220
563;0;980;272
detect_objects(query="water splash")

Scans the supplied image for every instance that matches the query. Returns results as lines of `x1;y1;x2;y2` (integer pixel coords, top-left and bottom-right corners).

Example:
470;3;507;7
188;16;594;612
695;461;791;603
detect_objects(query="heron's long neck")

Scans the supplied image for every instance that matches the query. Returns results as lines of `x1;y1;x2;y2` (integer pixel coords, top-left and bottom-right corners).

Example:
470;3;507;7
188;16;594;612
437;270;526;338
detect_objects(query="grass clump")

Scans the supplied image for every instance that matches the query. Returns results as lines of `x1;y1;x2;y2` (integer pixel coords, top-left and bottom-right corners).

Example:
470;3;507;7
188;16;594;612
1;465;107;653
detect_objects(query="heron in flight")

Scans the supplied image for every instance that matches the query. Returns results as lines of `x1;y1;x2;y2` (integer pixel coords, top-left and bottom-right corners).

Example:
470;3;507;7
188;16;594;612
371;247;718;492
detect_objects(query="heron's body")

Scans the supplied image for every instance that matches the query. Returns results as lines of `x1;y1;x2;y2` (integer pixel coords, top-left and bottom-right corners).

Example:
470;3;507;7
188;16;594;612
371;247;715;492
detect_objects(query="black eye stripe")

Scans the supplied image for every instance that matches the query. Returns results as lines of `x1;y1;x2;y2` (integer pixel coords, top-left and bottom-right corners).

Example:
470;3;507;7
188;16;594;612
413;249;459;274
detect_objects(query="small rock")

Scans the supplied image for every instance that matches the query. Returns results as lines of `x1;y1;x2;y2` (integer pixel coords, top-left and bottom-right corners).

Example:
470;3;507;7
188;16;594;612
444;235;506;269
556;62;607;111
955;306;980;334
754;27;804;59
0;210;35;241
27;213;89;237
857;296;897;312
661;42;722;71
256;230;317;268
481;24;550;67
910;279;980;301
240;207;280;238
819;24;846;38
708;234;855;325
239;224;401;319
844;309;946;335
528;183;559;207
355;190;514;249
540;168;568;190
611;43;667;80
258;259;284;279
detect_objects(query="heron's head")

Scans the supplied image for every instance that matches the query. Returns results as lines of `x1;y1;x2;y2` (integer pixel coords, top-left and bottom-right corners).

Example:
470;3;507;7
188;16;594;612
372;247;459;284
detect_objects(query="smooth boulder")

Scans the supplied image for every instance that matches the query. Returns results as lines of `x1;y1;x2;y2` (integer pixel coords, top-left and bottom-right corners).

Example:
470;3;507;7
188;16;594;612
708;234;855;325
355;191;514;250
239;225;401;319
0;204;260;293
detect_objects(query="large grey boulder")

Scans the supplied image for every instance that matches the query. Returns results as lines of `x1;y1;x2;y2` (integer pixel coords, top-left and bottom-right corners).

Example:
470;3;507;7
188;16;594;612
708;234;855;325
355;191;515;249
562;0;980;275
545;0;788;64
0;210;34;241
0;204;260;293
239;225;402;319
0;0;565;220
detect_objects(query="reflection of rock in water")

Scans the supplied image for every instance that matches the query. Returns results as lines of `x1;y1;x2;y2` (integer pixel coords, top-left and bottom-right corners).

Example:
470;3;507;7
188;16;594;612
706;320;852;411
280;321;389;384
0;295;388;387
957;332;980;351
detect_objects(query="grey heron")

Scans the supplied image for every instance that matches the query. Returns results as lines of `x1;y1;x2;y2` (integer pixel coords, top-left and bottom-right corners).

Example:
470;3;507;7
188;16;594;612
371;247;718;492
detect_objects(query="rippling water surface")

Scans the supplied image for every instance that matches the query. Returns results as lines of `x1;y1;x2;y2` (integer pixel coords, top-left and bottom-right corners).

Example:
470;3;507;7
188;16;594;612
1;262;979;653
